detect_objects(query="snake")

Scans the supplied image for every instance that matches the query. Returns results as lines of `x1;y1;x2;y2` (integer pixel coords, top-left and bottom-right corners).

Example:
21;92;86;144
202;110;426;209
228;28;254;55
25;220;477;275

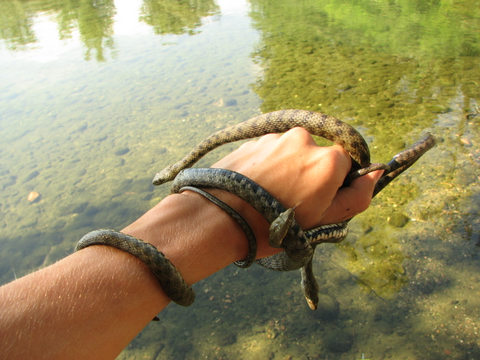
76;109;436;311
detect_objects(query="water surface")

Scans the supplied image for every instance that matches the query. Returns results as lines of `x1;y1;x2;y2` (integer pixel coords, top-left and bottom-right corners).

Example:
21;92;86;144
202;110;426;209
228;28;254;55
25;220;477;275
1;0;479;359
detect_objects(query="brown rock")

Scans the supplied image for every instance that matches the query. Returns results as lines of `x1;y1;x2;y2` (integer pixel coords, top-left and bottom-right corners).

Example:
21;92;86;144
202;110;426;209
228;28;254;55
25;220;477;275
27;191;40;202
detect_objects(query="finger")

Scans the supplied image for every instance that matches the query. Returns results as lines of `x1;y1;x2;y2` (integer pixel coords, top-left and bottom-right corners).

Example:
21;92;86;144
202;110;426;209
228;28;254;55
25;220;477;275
281;144;352;229
319;170;384;225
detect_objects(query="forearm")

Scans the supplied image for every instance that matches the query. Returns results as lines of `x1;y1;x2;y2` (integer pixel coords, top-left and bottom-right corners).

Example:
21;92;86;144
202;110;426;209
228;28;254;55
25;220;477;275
0;128;381;360
0;192;251;360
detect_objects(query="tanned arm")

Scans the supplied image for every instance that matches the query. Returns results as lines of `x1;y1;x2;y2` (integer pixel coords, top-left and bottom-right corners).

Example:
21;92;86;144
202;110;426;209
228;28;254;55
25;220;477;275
0;128;382;360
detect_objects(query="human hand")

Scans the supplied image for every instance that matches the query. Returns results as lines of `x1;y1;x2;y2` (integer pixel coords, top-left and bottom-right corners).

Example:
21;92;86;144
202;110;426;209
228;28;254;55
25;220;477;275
0;126;383;360
211;127;383;257
123;127;382;281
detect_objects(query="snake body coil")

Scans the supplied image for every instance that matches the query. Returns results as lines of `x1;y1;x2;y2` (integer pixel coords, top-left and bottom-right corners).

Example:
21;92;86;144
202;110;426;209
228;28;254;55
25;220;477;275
75;230;195;307
76;109;436;311
153;110;371;185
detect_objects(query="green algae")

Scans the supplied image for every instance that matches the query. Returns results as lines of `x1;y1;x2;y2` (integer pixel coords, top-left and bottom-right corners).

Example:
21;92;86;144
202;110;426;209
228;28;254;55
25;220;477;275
0;0;480;359
249;0;480;163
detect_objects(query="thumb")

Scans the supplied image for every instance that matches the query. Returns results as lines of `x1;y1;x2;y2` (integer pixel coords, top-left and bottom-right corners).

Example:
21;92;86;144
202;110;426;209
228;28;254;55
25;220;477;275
319;170;384;225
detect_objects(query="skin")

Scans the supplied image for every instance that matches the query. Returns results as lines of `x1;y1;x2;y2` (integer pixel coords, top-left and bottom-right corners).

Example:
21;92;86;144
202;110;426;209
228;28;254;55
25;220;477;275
0;128;382;360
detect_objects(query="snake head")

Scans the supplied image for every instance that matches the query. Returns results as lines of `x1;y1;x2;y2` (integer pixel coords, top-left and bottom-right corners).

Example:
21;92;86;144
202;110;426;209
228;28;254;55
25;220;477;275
269;208;296;248
152;168;176;185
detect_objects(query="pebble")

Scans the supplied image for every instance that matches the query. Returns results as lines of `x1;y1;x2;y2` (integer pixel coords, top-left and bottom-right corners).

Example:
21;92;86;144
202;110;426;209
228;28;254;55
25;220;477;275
27;191;39;202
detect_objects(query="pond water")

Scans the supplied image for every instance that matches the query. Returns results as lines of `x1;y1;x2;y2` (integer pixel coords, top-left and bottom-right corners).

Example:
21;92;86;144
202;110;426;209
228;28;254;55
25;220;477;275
1;0;479;359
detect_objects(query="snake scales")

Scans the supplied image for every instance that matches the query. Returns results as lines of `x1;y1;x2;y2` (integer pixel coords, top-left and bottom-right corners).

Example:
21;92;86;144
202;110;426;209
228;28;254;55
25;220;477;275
76;109;436;310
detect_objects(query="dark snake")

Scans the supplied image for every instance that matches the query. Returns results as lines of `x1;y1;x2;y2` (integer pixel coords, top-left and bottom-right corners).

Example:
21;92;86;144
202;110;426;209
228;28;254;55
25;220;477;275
76;109;436;310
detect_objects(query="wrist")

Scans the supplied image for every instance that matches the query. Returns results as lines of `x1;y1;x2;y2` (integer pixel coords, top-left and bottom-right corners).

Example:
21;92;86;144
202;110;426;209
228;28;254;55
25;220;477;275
121;190;255;285
202;188;272;258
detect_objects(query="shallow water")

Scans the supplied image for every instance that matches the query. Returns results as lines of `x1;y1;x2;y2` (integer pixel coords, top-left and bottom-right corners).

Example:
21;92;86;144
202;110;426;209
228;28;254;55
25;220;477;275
1;0;479;359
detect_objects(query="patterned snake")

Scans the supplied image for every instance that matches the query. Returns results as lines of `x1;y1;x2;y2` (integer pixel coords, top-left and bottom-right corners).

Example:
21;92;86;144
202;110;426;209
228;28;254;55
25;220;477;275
76;109;436;310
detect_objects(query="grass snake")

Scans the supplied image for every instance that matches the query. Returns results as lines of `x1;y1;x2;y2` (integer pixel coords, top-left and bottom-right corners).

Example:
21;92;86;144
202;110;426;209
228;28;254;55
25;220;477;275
76;109;436;311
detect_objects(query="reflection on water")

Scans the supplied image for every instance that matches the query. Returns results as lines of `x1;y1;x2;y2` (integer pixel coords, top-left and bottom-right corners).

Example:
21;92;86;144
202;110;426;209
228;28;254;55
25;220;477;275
1;0;480;358
0;0;116;61
139;0;220;36
0;0;219;61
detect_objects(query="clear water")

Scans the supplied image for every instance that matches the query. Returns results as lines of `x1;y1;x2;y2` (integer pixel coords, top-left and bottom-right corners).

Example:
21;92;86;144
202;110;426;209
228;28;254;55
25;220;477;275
1;0;479;359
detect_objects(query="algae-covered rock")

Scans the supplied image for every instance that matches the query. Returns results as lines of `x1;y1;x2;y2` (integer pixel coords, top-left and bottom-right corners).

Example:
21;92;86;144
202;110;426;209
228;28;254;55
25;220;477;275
323;329;354;353
22;170;39;183
388;213;409;227
114;147;130;156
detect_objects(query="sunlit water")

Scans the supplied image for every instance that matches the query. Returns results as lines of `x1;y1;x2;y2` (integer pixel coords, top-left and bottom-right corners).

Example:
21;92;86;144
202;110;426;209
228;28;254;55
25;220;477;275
1;0;479;359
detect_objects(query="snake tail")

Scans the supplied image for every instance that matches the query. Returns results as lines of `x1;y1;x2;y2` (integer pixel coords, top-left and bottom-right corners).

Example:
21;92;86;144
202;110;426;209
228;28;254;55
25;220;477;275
373;132;437;197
